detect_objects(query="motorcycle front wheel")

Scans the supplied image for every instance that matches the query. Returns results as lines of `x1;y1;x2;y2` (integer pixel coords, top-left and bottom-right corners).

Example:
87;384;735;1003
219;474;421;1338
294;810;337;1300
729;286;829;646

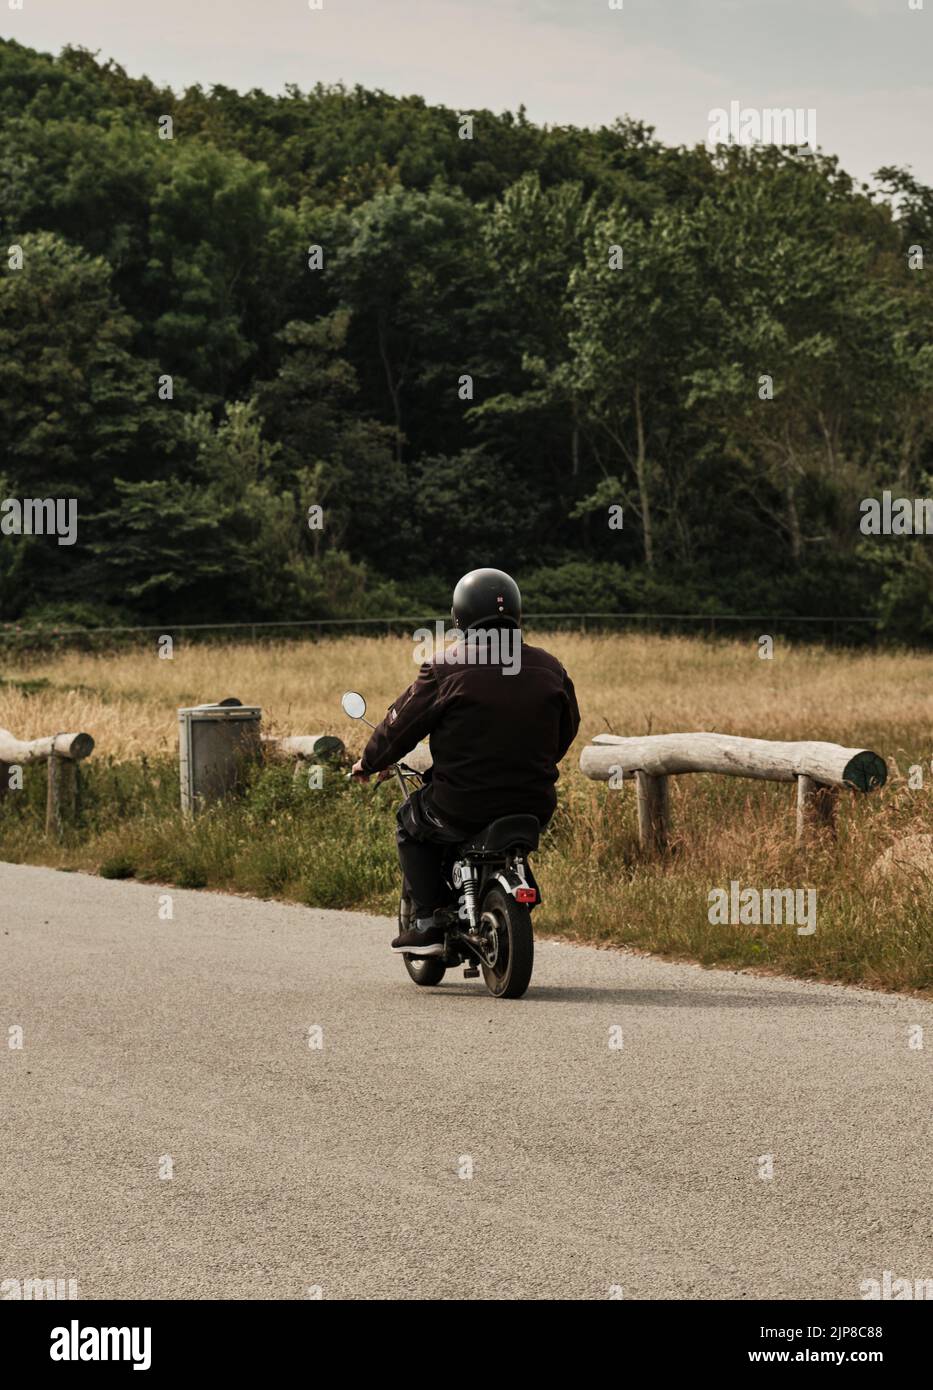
403;954;447;987
399;895;446;986
479;887;534;999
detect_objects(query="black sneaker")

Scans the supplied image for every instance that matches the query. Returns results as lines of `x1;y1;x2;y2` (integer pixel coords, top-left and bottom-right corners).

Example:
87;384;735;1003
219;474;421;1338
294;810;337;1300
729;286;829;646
391;915;446;955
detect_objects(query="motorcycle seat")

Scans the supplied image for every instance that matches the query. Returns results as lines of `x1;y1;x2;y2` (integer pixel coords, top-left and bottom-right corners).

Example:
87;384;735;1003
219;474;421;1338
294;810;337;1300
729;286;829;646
460;814;539;854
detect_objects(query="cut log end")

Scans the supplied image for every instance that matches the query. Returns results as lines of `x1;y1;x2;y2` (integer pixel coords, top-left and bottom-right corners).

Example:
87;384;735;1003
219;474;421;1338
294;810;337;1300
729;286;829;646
311;735;345;760
841;750;887;793
66;732;95;762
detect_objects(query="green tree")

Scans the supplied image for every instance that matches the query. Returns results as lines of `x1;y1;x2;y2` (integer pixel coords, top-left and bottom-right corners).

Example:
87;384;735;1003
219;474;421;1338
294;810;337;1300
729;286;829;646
146;144;295;402
252;311;403;571
564;203;707;571
323;185;481;463
685;154;930;567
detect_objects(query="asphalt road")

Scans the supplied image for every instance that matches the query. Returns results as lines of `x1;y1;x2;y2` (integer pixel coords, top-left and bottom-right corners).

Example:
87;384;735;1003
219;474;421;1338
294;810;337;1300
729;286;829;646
2;861;931;1301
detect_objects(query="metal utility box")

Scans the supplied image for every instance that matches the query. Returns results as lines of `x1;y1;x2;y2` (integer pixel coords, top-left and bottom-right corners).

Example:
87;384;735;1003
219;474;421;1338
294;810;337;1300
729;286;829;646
178;699;262;814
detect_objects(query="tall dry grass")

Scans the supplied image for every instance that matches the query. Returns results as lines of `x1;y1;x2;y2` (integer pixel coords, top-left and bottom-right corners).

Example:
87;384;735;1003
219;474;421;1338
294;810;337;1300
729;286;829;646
1;632;931;993
2;631;931;759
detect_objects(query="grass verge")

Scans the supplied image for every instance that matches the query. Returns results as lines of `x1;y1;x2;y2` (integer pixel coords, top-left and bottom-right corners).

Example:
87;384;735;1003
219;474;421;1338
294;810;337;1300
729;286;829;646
1;750;929;996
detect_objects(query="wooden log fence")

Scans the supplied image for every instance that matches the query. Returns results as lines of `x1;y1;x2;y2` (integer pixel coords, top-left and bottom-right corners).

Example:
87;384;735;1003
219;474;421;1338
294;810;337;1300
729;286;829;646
580;732;887;851
261;733;345;761
261;734;345;778
0;711;886;855
0;728;96;838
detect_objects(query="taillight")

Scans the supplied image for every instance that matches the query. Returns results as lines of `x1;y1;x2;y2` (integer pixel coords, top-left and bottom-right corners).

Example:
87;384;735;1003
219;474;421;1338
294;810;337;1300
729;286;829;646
515;887;537;903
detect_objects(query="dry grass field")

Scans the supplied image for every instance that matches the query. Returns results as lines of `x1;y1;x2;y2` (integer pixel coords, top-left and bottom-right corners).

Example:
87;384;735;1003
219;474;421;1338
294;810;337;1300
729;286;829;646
1;631;931;993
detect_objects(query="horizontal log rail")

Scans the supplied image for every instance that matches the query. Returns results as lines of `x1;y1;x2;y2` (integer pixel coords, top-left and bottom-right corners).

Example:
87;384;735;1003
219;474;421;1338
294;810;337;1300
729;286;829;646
0;729;95;765
580;732;887;851
261;733;345;761
581;733;887;790
0;727;96;838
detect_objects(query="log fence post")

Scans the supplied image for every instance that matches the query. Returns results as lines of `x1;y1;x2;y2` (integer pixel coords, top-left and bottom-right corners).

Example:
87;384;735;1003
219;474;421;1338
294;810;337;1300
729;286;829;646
795;775;838;846
635;771;669;853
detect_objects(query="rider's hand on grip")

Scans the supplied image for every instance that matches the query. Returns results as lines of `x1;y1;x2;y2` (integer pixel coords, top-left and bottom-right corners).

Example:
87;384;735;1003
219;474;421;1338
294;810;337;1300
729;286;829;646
350;759;394;784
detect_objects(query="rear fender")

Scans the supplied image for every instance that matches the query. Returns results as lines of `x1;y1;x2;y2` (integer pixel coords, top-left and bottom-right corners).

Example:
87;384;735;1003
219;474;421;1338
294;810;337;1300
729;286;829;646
487;863;540;909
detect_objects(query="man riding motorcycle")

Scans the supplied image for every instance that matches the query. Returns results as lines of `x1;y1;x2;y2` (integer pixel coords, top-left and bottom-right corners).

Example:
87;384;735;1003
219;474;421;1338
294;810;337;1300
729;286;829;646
351;568;581;956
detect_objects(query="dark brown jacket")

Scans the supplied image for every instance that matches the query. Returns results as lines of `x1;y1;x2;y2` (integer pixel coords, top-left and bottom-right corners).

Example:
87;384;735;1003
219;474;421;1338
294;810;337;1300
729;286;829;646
360;638;580;825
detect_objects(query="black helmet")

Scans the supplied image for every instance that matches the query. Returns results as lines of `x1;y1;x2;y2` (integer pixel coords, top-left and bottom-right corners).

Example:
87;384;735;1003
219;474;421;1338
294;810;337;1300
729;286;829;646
451;568;522;630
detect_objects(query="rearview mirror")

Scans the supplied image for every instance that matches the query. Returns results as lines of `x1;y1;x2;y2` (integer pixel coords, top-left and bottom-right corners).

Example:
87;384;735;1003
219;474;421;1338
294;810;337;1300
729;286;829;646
341;691;367;720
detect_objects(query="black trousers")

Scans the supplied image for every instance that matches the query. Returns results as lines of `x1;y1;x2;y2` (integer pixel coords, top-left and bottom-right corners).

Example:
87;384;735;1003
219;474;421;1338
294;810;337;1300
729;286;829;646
396;786;486;919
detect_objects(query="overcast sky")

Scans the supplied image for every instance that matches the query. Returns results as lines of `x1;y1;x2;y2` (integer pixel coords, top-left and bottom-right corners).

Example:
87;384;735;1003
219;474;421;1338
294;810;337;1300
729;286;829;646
4;0;931;185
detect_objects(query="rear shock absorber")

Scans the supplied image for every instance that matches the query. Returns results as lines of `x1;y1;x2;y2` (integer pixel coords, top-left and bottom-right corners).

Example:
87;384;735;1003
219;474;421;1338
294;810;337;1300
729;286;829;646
456;863;480;930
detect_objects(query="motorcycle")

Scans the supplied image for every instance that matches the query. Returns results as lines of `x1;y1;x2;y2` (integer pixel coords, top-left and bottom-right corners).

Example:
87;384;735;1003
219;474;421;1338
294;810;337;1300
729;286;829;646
341;690;540;999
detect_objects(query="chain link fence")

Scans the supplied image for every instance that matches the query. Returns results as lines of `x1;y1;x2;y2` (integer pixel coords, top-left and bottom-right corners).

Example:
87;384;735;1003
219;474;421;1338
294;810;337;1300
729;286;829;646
0;611;881;654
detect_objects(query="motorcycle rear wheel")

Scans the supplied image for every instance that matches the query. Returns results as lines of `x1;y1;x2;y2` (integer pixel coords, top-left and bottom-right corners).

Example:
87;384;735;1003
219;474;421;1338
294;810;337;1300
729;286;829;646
479;887;534;999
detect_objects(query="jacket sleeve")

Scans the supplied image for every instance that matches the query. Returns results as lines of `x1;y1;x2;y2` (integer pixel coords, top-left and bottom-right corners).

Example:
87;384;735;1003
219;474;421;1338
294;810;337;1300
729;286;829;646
360;664;444;773
556;668;581;762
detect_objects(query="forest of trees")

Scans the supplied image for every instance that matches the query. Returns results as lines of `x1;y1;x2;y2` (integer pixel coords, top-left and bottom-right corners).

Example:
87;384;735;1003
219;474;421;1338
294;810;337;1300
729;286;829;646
1;37;932;638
